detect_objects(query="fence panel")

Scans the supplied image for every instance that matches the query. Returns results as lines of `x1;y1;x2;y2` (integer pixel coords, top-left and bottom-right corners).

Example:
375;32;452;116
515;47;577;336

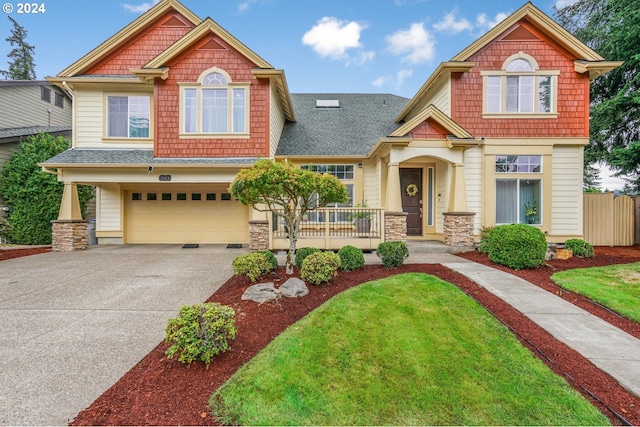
583;193;634;246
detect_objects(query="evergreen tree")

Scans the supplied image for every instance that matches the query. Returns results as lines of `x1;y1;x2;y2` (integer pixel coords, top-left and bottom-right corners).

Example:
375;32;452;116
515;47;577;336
554;0;640;192
0;16;36;80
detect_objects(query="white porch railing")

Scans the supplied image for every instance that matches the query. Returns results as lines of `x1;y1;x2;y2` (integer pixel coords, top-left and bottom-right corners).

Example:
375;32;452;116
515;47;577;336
270;207;384;250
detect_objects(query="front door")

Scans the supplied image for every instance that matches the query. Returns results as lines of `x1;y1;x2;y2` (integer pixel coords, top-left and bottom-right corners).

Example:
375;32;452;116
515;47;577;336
400;168;422;236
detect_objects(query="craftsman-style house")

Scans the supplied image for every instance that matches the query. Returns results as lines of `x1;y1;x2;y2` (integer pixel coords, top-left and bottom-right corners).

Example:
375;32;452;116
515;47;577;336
42;0;620;251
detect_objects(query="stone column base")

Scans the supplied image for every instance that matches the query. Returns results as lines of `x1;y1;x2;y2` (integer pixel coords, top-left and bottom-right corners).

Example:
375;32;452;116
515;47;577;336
51;220;89;252
443;212;476;247
384;211;408;242
248;220;269;251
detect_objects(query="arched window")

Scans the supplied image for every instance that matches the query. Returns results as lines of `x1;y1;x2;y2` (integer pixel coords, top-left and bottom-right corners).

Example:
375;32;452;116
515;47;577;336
181;68;249;136
483;52;557;115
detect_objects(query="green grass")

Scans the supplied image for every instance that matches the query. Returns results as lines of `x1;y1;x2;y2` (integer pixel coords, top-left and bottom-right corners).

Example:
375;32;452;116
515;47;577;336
552;262;640;323
209;273;608;426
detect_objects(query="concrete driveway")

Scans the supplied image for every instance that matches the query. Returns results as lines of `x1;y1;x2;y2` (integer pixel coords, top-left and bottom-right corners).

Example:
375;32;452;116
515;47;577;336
0;244;246;426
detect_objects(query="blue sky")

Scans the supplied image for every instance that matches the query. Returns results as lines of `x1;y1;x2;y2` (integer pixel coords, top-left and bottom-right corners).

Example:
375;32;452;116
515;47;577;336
0;0;625;189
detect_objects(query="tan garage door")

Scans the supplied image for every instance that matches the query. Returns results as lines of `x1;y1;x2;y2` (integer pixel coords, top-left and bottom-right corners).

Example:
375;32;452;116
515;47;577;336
125;186;249;244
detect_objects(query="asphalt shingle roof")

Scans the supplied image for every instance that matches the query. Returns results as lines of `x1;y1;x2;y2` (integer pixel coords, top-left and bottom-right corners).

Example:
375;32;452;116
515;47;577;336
276;93;409;157
41;149;260;166
0;126;71;141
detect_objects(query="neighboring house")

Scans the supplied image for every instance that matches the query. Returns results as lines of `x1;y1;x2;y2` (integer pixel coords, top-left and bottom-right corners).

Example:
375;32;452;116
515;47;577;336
41;0;621;251
0;80;72;212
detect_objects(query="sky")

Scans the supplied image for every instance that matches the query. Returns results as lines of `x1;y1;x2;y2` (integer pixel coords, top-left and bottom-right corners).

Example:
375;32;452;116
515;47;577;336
0;0;627;189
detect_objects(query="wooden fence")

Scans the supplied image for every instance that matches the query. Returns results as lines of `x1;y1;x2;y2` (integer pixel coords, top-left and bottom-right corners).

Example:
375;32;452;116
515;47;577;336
583;193;637;246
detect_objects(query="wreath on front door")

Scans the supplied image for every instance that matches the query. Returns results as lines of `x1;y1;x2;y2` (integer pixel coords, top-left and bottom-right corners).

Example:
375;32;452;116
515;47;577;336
405;184;419;197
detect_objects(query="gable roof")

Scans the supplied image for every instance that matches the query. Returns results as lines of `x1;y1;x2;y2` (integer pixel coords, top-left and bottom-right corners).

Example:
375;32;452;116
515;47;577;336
396;2;622;123
143;17;272;69
57;0;201;77
390;105;472;139
276;93;408;157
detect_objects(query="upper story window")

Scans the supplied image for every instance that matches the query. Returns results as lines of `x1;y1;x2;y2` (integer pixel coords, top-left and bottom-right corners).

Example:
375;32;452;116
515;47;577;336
54;92;64;109
181;68;249;137
107;95;150;138
41;86;51;103
483;53;558;116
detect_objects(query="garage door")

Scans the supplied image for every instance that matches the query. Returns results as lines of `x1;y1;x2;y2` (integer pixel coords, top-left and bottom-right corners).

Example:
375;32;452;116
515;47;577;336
125;186;249;244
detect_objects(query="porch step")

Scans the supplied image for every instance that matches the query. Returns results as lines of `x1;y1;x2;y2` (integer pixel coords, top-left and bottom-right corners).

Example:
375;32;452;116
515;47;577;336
406;240;476;254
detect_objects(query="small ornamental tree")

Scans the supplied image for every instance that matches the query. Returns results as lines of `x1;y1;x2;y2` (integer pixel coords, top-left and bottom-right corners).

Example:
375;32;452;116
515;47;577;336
230;160;348;274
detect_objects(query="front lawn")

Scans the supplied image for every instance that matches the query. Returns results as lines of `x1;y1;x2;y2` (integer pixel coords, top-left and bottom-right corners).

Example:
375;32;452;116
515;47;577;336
552;262;640;323
210;273;608;426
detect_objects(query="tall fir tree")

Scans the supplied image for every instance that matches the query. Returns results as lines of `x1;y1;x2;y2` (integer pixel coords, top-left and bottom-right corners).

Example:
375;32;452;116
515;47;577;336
0;16;36;80
554;0;640;192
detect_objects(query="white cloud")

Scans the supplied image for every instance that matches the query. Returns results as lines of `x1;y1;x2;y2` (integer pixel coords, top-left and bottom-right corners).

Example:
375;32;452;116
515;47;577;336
347;50;376;67
237;2;250;13
386;23;435;64
122;0;160;13
433;9;473;34
554;0;580;8
476;12;509;33
372;69;413;89
302;17;368;62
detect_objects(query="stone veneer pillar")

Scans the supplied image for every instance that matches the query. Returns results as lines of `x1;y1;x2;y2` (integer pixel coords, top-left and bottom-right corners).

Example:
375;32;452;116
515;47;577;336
248;220;269;250
442;212;475;247
51;220;89;252
384;211;408;242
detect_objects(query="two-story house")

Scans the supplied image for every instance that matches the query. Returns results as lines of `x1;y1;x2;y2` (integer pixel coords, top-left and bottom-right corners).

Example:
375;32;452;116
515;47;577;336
42;0;620;251
0;80;72;212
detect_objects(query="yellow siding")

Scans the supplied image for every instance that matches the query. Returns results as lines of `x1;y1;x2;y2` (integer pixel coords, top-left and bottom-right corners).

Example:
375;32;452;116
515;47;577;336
464;147;483;233
363;159;380;207
269;84;285;158
430;79;450;116
75;87;154;149
551;146;583;236
96;184;122;232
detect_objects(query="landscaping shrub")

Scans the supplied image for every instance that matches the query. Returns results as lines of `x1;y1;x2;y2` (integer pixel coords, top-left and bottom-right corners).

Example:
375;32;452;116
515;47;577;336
0;217;11;243
165;302;237;366
477;226;494;254
232;252;277;282
300;251;341;285
376;241;409;269
487;224;547;269
295;247;320;267
337;245;365;271
255;250;279;270
563;238;595;258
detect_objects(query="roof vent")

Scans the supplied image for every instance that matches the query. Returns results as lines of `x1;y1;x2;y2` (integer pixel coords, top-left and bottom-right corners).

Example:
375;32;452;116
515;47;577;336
316;99;340;108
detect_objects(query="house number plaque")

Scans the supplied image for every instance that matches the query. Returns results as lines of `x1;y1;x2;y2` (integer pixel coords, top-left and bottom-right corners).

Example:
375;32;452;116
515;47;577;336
159;175;172;182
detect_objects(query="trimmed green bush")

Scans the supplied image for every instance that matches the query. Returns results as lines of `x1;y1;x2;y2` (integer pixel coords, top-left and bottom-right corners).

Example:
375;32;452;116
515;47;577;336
165;302;237;366
301;251;341;285
232;252;277;282
477;226;494;254
0;217;11;243
295;247;320;267
376;241;409;269
255;250;279;270
337;245;365;271
564;239;595;258
487;224;547;269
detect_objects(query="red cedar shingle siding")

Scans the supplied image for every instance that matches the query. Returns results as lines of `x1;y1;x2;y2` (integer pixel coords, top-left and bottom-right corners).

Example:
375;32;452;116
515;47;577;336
451;21;590;138
408;119;449;139
87;12;195;75
154;35;270;158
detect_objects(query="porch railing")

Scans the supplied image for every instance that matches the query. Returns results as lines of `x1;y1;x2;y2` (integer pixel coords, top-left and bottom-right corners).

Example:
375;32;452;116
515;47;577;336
270;207;384;250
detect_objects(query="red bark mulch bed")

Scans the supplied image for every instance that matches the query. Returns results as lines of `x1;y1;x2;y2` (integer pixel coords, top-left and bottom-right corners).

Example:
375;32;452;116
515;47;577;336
0;246;51;260
9;245;640;426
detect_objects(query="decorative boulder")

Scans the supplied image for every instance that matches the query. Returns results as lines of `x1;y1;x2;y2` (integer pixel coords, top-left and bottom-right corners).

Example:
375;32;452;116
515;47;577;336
241;282;280;303
279;277;309;298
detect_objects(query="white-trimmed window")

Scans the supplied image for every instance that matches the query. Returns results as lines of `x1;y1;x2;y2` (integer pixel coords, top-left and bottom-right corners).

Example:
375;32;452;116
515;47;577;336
107;95;150;138
495;155;542;225
483;53;557;116
181;68;249;136
301;164;355;222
